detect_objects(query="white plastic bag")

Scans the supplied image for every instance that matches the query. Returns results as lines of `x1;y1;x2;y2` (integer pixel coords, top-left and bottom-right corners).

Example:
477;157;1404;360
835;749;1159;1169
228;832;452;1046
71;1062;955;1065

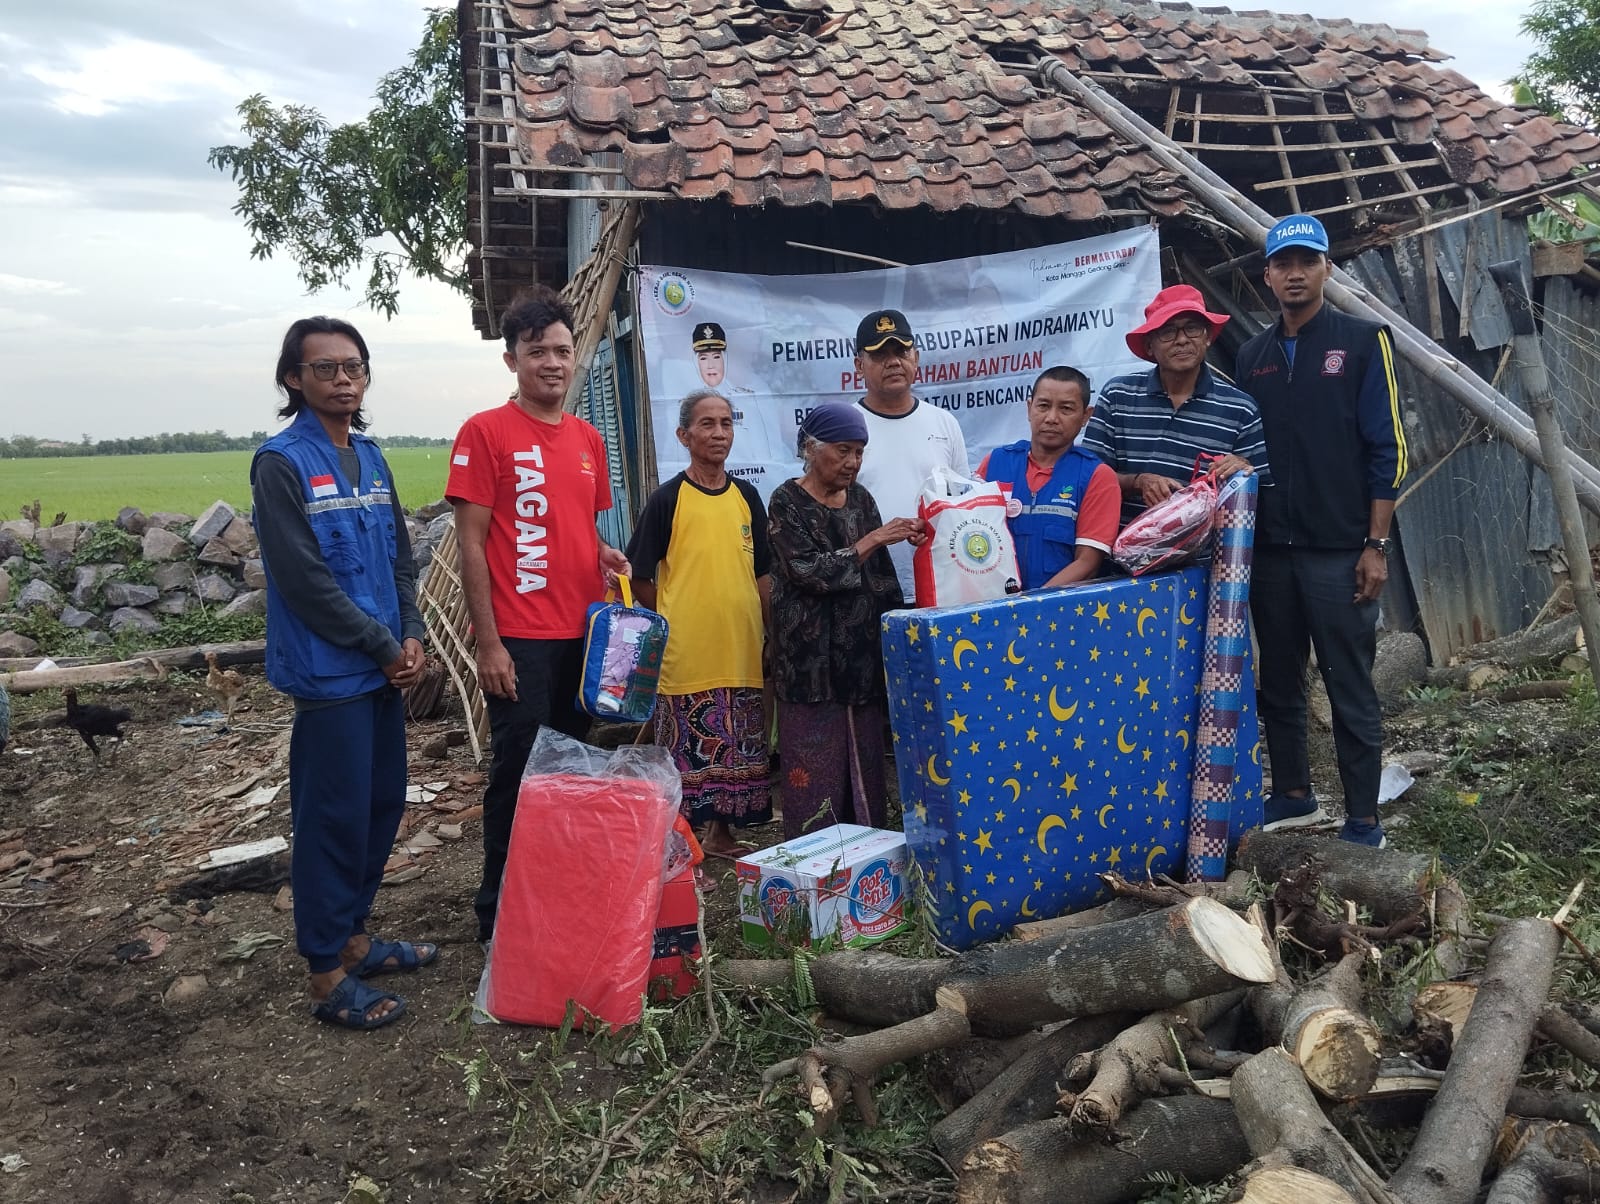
911;466;1021;606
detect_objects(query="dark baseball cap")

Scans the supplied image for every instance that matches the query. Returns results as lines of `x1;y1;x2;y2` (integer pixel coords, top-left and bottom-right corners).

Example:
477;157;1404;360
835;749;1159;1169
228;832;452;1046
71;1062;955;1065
856;309;915;354
691;321;726;351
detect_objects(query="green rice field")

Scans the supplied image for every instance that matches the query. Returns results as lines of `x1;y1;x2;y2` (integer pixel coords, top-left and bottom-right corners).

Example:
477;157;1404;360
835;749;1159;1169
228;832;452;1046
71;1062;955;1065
2;449;453;522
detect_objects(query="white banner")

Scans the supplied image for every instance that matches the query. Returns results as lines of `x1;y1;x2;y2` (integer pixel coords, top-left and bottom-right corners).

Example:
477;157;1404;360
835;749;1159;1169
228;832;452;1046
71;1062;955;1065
637;226;1162;501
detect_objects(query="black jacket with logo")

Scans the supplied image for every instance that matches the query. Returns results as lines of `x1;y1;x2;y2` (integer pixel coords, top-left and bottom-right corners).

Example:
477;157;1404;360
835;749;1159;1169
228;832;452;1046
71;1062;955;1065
1234;304;1408;550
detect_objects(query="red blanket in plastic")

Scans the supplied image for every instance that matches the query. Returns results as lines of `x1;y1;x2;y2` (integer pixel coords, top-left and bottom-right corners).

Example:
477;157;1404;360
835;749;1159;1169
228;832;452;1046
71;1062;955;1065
485;772;673;1027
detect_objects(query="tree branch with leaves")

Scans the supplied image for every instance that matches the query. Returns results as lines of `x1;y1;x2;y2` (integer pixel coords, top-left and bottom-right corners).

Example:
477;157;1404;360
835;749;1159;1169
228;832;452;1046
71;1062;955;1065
1514;0;1600;130
208;7;467;318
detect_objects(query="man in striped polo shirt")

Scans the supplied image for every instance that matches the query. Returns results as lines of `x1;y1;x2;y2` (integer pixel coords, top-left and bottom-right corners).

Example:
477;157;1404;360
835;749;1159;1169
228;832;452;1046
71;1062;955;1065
1083;284;1271;524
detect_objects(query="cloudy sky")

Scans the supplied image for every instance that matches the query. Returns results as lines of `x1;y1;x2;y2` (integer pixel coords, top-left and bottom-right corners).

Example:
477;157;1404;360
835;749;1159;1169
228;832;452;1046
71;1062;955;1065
0;0;1537;442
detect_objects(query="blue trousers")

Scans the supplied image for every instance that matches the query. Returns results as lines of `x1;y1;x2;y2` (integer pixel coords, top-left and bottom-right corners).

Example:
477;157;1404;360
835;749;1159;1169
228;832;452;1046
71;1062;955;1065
288;687;407;972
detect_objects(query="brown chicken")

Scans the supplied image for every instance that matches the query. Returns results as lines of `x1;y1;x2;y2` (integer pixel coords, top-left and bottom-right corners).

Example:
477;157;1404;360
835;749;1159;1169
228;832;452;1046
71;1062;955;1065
60;688;132;765
205;652;248;724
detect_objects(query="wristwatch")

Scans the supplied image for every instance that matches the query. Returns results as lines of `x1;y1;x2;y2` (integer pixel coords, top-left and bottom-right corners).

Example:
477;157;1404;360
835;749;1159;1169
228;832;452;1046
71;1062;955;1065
1364;537;1393;556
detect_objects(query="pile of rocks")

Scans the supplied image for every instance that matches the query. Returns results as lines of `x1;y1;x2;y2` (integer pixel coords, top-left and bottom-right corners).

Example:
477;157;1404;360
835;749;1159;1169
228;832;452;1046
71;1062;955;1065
0;501;267;655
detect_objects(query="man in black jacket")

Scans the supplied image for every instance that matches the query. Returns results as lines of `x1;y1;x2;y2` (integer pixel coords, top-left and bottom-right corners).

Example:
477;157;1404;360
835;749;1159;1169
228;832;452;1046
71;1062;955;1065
1235;214;1409;848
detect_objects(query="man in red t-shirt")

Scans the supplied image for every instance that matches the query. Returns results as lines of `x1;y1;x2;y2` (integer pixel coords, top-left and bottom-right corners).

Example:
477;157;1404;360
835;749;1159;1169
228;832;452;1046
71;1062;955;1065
447;286;630;943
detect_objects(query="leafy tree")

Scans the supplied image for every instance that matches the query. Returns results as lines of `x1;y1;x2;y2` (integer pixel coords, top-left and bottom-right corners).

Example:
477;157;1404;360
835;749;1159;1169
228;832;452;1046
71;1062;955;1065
208;7;467;317
1515;0;1600;129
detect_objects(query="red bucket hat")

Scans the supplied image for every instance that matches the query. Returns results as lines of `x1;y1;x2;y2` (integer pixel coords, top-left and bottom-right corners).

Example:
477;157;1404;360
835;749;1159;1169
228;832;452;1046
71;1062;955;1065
1125;285;1229;362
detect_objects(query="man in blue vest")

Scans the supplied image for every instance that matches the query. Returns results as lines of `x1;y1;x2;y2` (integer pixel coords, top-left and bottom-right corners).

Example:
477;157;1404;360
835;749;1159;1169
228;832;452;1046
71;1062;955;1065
1235;214;1408;849
252;316;436;1030
978;366;1121;589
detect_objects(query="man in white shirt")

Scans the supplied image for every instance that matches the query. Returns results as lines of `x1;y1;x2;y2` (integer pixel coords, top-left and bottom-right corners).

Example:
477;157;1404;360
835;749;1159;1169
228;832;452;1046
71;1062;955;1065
852;309;970;603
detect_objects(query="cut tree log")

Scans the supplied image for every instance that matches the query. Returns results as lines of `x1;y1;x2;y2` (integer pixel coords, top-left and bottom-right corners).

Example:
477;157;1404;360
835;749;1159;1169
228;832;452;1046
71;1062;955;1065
762;1005;974;1134
1235;829;1470;977
1231;1047;1396;1204
1010;896;1145;941
1427;662;1513;691
950;896;1277;1031
1236;830;1440;925
1448;613;1582;669
1562;1000;1600;1037
1488;1117;1600;1204
761;898;1274;1129
1389;917;1562;1204
1063;989;1243;1131
1488;680;1575;703
1415;980;1600;1071
1277;952;1382;1101
1509;1087;1600;1125
1;640;265;693
1010;871;1253;941
1237;1166;1362;1204
956;1095;1249;1204
1372;630;1428;711
931;1012;1136;1168
721;951;957;1029
924;1030;1048;1111
1199;1063;1600;1129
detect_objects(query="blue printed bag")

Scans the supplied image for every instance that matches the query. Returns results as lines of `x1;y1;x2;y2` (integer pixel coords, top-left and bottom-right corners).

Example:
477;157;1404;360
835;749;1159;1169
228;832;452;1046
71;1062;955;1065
576;576;669;723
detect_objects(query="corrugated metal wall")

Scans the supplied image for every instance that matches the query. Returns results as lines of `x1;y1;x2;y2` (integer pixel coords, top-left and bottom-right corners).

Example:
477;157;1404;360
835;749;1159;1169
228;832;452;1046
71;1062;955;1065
1341;208;1600;661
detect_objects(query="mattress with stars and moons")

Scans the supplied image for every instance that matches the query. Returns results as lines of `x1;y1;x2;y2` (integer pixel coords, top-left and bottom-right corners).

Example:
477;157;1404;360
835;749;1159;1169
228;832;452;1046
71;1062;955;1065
881;565;1263;950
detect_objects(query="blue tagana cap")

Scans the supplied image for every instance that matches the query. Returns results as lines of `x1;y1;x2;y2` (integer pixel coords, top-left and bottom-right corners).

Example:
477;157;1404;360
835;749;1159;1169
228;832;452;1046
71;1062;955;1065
1265;213;1329;258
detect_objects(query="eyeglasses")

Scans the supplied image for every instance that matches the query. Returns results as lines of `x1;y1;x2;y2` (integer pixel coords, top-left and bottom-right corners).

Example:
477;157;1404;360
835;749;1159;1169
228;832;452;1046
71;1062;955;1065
1151;322;1209;346
299;359;369;381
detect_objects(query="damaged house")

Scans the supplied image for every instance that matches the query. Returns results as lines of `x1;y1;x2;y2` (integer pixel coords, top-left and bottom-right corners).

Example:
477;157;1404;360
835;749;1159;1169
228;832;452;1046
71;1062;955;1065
456;0;1600;663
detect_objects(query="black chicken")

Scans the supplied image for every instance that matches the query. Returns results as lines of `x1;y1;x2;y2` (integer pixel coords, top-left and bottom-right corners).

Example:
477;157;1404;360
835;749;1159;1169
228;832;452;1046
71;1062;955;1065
60;687;132;765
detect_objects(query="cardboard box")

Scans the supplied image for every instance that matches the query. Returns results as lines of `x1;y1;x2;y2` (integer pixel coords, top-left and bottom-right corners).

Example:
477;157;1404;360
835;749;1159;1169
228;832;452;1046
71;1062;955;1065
736;824;909;949
648;868;700;1001
882;566;1263;950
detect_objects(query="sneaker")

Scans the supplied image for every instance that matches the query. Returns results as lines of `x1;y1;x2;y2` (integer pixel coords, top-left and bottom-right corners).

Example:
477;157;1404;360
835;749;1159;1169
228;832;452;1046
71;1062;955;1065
1262;791;1328;832
1339;819;1387;848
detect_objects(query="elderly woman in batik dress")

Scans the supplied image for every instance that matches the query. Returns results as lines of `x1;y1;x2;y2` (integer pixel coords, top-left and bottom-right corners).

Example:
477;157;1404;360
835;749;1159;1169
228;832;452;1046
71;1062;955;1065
767;403;925;838
628;389;772;856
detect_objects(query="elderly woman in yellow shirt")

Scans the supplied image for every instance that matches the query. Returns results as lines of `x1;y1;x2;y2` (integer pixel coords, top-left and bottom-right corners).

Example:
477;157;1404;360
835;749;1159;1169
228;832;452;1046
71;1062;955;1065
627;389;772;856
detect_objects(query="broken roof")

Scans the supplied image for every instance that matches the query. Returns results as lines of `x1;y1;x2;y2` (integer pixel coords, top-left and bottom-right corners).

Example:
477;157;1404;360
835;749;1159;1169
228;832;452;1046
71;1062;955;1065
475;0;1600;227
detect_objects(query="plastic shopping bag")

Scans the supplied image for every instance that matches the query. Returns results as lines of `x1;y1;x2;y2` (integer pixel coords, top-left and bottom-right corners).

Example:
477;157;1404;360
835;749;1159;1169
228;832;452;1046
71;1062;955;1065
1111;456;1223;577
576;575;668;722
912;466;1022;606
479;729;682;1027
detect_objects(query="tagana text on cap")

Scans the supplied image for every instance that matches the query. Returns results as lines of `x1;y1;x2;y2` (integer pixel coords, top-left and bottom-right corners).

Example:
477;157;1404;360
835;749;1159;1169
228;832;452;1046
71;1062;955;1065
856;309;915;353
1265;214;1329;258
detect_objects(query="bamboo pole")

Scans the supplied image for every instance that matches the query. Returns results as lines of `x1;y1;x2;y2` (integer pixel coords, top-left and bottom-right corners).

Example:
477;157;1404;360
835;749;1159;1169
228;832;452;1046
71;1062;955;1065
1488;261;1600;686
1030;57;1600;518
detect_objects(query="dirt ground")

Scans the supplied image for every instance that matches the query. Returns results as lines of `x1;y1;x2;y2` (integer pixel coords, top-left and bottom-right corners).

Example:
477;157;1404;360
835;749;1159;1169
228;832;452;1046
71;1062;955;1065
5;664;1590;1204
0;676;791;1204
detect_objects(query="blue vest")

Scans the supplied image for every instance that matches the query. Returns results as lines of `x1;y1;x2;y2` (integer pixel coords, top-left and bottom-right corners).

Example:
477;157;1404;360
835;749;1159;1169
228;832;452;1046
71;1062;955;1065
986;441;1103;590
253;411;401;701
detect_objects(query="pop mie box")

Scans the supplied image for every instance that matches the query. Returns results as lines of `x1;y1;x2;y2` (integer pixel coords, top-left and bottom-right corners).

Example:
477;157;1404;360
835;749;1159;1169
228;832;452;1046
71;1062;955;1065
736;824;908;949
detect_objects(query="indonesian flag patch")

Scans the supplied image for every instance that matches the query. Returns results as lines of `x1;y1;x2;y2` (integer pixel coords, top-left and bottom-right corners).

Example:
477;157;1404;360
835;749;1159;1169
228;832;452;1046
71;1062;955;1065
309;474;338;498
452;452;470;467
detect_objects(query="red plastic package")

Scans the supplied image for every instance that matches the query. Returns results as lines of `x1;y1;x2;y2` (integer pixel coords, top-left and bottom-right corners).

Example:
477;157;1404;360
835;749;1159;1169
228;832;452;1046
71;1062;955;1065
483;734;679;1027
1111;456;1221;576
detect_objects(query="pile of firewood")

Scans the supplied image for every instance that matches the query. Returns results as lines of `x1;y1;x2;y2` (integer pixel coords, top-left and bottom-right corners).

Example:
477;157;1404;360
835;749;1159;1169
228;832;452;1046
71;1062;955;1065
725;831;1600;1204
